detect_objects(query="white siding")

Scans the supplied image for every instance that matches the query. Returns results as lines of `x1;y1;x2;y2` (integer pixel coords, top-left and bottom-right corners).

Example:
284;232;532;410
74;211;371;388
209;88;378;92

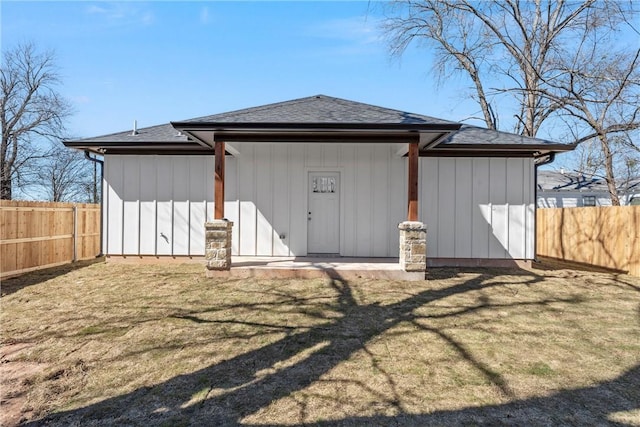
188;157;207;255
139;159;157;254
103;151;536;260
421;157;535;260
288;145;307;256
471;158;491;258
272;145;290;256
156;156;174;255
103;155;216;256
104;156;123;255
121;158;139;254
454;158;473;258
230;143;406;257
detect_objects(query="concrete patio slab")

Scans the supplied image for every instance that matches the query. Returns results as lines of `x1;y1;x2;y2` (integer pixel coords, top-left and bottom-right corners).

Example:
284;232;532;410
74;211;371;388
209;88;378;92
205;256;426;281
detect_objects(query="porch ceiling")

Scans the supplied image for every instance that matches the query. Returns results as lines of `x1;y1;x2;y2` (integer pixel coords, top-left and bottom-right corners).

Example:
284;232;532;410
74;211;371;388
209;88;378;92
173;127;456;147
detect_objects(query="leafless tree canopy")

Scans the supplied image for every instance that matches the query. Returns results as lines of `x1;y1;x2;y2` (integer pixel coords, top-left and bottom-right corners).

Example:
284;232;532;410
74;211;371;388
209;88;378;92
383;0;639;204
1;42;72;200
23;145;99;203
543;35;639;204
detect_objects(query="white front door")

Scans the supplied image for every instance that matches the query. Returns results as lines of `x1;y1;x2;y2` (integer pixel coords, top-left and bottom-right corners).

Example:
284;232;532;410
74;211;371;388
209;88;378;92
307;172;340;254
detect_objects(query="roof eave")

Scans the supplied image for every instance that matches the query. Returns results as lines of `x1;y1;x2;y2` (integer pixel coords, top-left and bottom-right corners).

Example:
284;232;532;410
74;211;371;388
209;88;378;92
434;143;576;153
63;139;215;155
172;122;461;146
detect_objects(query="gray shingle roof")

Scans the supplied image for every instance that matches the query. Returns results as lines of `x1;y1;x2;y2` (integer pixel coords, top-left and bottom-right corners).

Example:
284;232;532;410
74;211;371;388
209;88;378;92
65;95;574;155
69;123;188;144
66;95;457;146
181;94;457;125
538;170;609;191
537;170;640;192
437;124;566;148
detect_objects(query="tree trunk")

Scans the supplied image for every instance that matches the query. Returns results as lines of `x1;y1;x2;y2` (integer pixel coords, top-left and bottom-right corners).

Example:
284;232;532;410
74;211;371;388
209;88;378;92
599;134;621;206
1;177;12;200
1;155;11;199
93;161;97;204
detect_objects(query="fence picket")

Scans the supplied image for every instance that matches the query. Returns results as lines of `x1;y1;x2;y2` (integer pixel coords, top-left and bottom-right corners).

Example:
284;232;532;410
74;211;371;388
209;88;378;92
1;201;101;278
537;206;640;276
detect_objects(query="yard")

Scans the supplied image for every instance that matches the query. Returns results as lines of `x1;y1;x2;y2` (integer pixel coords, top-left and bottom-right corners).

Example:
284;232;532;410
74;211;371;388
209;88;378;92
1;260;639;426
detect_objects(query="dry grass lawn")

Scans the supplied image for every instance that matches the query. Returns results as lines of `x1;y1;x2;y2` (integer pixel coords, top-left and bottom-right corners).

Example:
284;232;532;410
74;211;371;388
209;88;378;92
1;260;639;426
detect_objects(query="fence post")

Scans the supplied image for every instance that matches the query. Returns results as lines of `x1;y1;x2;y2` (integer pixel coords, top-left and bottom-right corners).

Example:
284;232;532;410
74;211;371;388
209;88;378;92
1;201;102;278
73;205;78;262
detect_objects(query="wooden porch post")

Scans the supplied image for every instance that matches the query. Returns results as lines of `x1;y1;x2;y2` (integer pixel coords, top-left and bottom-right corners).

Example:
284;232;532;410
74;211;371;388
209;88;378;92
408;142;419;221
214;140;225;219
399;141;426;274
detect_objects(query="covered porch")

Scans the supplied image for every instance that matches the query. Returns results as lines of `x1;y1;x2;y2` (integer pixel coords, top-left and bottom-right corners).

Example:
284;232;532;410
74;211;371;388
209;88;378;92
170;96;462;276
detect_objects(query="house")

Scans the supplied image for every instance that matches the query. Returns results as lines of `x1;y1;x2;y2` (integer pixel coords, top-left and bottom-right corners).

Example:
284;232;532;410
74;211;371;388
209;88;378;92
65;95;574;272
537;170;640;208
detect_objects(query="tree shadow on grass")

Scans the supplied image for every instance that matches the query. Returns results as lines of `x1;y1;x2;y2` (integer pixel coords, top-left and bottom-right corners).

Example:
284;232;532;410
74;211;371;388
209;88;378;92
533;257;640;295
533;256;629;275
306;363;639;426
28;268;638;426
1;258;104;297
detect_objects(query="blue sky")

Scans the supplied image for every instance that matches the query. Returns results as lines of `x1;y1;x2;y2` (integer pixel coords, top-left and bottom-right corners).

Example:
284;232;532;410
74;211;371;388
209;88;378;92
9;0;633;175
3;1;485;139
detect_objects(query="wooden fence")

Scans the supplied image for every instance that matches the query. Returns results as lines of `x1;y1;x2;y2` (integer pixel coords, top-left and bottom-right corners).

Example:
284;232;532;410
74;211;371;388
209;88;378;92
537;206;640;276
0;201;101;278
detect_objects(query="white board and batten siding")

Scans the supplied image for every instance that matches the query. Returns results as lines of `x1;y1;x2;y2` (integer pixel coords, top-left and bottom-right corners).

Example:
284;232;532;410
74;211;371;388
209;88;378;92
103;150;535;260
105;155;217;256
231;143;406;258
422;157;535;260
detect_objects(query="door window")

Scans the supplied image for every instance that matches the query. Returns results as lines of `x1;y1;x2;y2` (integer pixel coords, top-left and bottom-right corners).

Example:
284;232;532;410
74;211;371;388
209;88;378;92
312;176;336;193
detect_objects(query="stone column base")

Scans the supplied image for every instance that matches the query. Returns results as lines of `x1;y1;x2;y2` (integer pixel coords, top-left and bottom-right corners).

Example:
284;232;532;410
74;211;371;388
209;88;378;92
399;221;427;272
205;220;233;271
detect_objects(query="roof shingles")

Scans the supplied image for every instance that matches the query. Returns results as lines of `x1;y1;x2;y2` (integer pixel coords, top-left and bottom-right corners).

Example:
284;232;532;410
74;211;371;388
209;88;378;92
438;125;565;147
70;123;188;144
65;95;574;154
182;95;456;125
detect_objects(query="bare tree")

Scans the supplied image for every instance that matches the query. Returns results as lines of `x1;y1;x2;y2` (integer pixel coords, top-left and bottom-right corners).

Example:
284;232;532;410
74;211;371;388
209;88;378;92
22;145;97;203
383;0;638;204
1;42;72;200
383;1;632;135
543;44;640;204
384;2;501;129
565;134;639;204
